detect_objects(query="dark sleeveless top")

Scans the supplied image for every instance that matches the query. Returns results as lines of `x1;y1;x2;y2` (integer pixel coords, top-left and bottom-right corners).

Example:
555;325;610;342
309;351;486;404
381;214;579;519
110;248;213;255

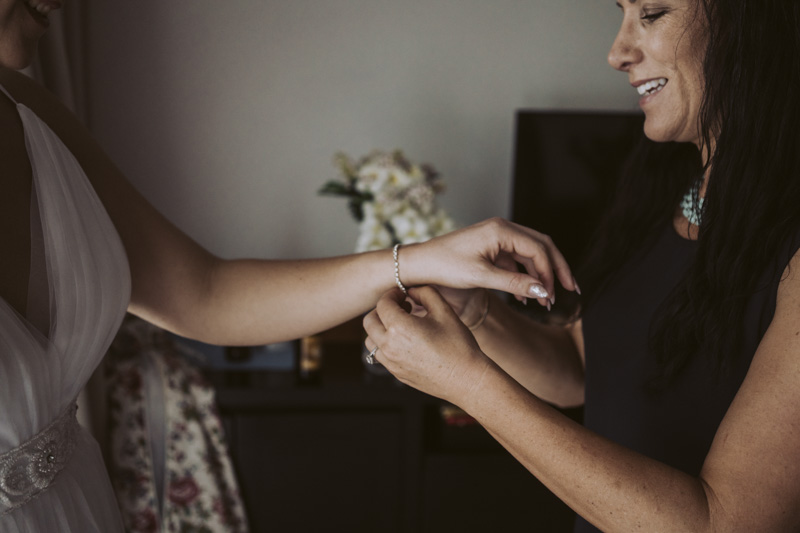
573;221;800;533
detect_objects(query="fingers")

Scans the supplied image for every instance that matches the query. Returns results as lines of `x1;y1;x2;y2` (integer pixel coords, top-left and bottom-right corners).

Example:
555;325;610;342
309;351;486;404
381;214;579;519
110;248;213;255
363;307;385;344
406;286;455;320
480;267;549;306
492;253;536;306
512;249;555;298
528;235;575;297
363;306;391;366
375;287;416;324
364;288;417;359
507;229;569;292
495;253;543;307
366;286;462;358
488;219;578;302
494;252;519;275
364;287;433;367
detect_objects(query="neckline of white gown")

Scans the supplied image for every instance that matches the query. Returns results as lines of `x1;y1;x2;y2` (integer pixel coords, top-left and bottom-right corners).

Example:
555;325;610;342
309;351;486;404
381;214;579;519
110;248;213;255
0;82;53;341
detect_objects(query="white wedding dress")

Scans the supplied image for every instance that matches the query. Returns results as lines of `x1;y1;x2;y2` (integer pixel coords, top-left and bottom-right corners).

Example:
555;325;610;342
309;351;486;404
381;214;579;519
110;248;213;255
0;82;129;531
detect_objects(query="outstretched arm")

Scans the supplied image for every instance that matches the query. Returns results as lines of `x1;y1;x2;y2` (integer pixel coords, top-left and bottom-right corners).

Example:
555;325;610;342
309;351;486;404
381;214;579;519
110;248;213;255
0;69;578;346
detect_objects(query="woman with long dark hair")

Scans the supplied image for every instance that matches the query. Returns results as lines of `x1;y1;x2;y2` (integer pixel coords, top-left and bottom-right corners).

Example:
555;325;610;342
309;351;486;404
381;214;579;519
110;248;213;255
365;1;800;530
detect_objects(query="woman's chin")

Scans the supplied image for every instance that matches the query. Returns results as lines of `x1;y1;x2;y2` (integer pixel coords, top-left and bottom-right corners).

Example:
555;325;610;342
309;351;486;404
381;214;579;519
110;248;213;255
642;121;674;144
642;117;702;146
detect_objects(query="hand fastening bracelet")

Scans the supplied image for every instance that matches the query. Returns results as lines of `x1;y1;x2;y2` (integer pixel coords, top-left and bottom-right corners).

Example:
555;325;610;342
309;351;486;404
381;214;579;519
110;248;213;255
393;243;408;295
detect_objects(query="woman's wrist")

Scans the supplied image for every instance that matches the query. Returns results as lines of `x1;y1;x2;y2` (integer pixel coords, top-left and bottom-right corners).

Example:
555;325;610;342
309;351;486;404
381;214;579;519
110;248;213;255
392;241;425;288
464;289;490;331
453;352;499;410
392;244;409;295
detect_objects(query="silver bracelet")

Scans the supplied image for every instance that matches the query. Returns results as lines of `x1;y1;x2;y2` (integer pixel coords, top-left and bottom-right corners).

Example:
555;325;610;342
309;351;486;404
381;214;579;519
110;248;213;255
393;243;408;295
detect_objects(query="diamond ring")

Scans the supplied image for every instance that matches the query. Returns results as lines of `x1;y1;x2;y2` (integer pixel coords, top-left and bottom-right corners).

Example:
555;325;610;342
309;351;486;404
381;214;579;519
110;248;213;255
365;346;379;365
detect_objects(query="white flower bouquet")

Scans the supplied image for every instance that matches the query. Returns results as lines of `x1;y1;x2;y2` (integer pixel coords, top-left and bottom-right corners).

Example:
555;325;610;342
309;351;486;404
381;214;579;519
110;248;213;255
320;150;457;252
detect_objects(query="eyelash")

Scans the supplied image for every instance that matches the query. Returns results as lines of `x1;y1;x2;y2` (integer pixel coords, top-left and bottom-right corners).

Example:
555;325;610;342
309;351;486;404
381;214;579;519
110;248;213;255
641;10;668;23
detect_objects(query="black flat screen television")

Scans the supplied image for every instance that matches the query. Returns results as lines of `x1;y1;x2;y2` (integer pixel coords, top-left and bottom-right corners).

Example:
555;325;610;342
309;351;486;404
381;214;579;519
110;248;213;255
510;110;645;267
502;110;646;528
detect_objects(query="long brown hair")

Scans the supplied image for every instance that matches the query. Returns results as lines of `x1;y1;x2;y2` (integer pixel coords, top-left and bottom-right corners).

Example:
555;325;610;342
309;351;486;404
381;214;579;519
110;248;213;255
579;0;800;386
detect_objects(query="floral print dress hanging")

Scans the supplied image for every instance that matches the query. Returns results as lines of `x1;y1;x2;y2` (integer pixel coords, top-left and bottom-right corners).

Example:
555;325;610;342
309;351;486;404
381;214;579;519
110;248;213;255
105;316;249;533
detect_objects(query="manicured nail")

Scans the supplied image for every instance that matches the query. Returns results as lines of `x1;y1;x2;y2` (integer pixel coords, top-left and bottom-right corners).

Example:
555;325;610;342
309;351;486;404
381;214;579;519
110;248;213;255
522;297;528;306
546;301;552;312
550;296;555;306
528;285;549;299
573;277;582;295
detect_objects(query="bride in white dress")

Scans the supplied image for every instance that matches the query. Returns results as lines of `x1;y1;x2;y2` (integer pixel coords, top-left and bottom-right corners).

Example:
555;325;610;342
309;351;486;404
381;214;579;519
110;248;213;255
0;1;577;531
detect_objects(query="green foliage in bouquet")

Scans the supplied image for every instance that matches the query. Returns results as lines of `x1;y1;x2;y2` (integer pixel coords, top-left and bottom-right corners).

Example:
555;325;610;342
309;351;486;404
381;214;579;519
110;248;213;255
319;150;456;252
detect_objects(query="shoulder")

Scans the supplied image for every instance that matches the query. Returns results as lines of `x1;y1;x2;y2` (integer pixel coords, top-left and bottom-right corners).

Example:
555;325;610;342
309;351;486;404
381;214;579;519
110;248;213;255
704;241;800;530
0;66;145;232
758;243;800;366
0;67;58;109
0;66;28;90
0;67;90;148
752;224;800;326
740;233;800;388
0;67;118;191
776;244;800;313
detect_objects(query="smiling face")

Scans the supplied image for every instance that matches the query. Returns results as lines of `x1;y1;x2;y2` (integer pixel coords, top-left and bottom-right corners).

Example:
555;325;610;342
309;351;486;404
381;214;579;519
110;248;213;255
0;0;61;69
608;0;707;146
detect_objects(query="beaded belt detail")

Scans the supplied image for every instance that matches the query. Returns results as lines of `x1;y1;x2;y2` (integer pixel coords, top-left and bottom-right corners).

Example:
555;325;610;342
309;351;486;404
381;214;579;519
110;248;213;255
0;403;79;515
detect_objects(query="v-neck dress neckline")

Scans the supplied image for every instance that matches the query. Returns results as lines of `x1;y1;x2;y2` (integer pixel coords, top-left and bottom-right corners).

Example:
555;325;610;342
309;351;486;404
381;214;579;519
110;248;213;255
0;166;52;339
0;79;130;532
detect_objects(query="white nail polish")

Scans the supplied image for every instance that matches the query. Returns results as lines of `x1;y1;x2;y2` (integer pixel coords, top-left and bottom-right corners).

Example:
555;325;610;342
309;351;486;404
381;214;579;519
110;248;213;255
528;285;549;299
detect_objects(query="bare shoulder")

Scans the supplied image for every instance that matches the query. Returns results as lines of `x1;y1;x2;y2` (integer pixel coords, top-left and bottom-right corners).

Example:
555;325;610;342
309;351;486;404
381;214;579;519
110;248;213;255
740;244;800;423
0;67;109;191
0;67;140;212
0;67;67;116
777;245;800;310
758;244;800;369
751;243;800;403
0;67;215;323
0;66;32;90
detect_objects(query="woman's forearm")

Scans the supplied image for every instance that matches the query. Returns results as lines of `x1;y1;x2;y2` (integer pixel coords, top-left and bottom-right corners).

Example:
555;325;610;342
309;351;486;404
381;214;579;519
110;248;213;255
472;293;585;407
140;250;397;346
462;363;713;532
128;217;579;347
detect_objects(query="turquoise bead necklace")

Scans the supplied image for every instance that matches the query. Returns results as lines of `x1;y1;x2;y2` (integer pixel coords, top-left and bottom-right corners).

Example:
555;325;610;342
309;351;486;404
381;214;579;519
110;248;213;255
680;179;705;226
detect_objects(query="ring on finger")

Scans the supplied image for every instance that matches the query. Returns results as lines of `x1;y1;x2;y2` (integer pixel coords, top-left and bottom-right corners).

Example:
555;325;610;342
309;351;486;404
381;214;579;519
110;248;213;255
366;346;379;365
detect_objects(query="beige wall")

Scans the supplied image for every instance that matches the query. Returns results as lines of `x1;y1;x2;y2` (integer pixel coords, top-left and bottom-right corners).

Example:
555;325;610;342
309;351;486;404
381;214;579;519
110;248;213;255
86;1;637;259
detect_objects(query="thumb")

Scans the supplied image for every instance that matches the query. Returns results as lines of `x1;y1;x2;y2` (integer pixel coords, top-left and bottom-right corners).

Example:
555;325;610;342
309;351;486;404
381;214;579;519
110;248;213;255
407;286;458;320
479;266;550;302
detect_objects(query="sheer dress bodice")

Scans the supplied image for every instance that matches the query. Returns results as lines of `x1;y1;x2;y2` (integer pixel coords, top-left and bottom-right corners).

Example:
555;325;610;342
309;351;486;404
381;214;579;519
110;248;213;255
0;82;130;531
